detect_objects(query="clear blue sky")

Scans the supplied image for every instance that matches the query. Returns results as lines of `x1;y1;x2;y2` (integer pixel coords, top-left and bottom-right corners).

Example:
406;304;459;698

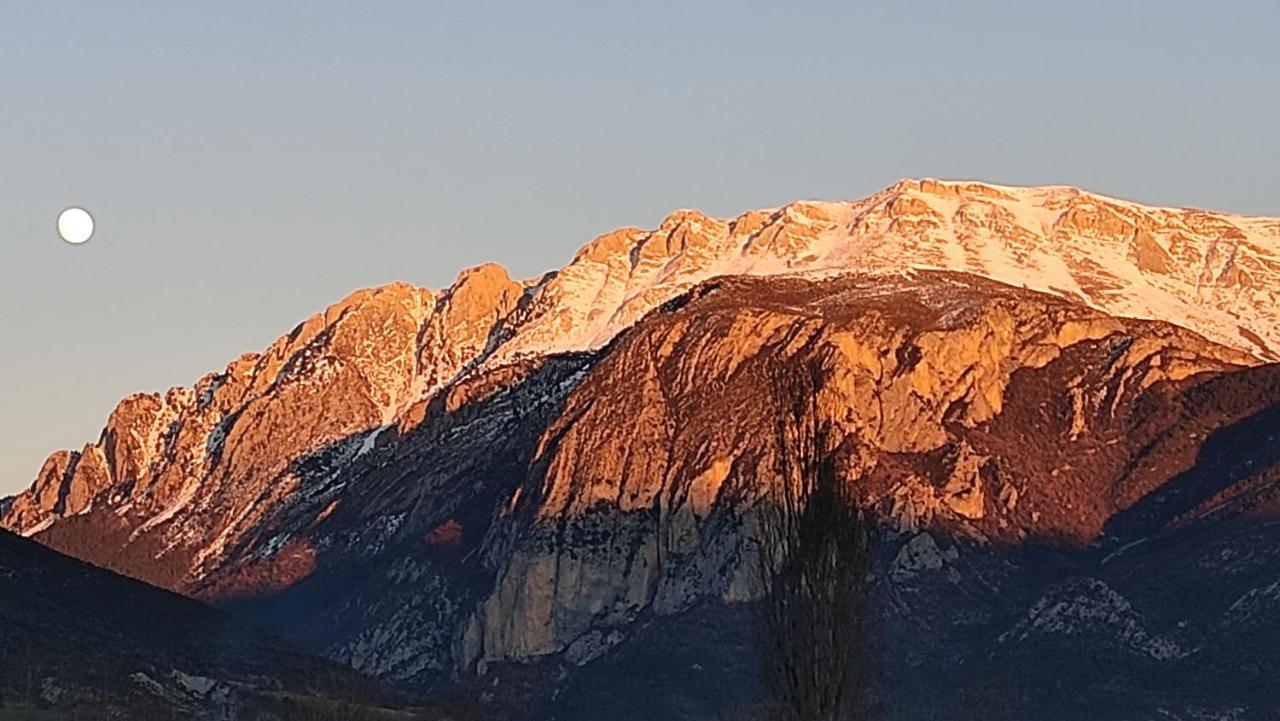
2;2;1278;494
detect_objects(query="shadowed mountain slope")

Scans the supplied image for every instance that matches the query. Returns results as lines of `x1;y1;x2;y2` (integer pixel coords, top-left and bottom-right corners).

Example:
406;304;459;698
0;528;404;718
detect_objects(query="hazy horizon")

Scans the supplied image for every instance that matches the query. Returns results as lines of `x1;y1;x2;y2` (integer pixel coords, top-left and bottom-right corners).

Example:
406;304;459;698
3;2;1279;494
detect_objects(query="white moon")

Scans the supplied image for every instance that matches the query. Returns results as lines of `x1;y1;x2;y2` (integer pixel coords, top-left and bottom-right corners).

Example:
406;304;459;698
57;207;94;244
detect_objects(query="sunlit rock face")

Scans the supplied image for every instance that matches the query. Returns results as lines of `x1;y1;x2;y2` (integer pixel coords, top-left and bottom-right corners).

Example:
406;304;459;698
4;180;1280;719
458;272;1263;671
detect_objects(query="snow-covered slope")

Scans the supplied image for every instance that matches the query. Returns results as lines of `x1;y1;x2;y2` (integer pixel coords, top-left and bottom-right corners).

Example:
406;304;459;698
493;178;1280;365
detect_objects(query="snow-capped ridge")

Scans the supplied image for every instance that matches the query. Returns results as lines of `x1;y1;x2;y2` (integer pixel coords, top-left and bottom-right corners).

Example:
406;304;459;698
5;178;1278;548
484;178;1279;366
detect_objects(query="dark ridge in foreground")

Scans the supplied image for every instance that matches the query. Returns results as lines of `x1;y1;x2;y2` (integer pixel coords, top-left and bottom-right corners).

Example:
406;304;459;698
0;528;417;719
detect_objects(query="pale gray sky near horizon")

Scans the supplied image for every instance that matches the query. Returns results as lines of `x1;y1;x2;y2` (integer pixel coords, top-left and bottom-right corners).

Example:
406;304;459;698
2;2;1278;495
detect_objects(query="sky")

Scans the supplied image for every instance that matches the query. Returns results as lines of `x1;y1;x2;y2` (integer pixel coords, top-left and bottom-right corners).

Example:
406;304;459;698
1;1;1278;495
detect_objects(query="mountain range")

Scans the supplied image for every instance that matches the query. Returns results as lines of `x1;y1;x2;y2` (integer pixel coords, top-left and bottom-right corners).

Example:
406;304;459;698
4;179;1280;719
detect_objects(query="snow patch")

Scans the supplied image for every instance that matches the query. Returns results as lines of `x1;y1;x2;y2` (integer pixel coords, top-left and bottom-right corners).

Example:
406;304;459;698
356;424;391;459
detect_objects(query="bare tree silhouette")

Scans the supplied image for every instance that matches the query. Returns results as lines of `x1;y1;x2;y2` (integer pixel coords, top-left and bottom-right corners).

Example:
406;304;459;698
750;360;880;721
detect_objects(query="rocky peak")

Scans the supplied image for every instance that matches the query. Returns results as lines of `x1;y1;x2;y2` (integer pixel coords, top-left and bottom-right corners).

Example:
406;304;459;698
415;262;523;392
2;280;440;573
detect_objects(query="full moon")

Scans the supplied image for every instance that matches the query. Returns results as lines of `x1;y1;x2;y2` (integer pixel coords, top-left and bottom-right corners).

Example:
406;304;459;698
57;207;94;244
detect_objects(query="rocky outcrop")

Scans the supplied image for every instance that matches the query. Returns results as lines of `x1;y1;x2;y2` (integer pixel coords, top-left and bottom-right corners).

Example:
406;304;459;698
460;272;1263;670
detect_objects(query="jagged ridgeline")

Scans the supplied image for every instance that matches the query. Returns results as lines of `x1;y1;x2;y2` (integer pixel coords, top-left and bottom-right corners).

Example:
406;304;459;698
4;180;1280;720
